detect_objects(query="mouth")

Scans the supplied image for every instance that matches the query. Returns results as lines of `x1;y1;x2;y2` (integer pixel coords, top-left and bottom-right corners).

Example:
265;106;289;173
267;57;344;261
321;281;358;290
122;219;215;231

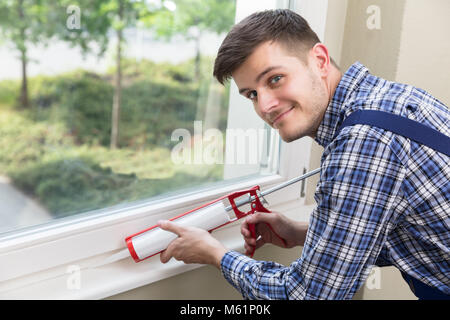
272;106;294;127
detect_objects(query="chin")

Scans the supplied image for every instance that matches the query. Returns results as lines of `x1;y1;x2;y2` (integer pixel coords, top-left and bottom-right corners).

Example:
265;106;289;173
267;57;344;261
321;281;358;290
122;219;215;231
278;127;306;143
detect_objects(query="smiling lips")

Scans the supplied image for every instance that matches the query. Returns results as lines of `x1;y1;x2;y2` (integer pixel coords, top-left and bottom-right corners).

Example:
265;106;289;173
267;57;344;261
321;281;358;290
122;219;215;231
272;106;294;126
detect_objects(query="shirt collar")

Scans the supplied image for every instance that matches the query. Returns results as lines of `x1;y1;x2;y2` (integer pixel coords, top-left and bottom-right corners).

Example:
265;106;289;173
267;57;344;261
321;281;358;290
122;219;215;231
314;62;370;147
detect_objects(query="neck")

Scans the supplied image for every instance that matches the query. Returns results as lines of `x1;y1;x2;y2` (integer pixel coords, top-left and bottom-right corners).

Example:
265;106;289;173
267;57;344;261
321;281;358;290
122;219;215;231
327;65;343;104
310;65;343;140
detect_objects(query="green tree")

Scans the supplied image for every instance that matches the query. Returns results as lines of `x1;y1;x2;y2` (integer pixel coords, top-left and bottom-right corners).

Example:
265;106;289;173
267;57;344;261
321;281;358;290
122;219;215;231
0;0;110;109
53;1;111;57
54;0;169;149
146;0;236;80
0;0;54;109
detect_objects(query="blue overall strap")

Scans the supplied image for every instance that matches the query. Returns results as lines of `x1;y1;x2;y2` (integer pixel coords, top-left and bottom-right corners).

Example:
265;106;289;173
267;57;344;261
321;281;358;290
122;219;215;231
401;271;450;300
334;109;450;157
336;109;450;300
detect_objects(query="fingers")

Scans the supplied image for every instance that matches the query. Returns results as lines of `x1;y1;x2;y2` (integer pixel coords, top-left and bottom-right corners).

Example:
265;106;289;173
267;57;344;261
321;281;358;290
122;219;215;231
160;246;172;263
241;211;276;238
241;222;256;247
244;235;268;255
241;212;265;234
158;220;182;263
159;238;177;264
241;213;265;256
241;211;285;255
246;211;277;225
158;220;183;236
244;238;255;256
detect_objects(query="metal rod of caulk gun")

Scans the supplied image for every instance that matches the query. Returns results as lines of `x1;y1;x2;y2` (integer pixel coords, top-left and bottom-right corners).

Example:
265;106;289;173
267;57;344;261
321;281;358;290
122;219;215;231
223;167;321;212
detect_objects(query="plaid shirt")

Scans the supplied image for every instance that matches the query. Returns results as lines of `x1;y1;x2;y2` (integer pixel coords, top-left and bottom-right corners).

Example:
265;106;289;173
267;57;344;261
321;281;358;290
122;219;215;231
220;62;450;299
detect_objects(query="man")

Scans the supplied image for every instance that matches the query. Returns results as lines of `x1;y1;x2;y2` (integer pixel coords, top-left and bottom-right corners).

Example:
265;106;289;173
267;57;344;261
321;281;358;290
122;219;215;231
158;9;449;299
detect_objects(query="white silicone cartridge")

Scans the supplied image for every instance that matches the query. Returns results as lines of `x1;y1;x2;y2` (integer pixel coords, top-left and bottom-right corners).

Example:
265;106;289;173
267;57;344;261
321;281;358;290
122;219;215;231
126;201;230;262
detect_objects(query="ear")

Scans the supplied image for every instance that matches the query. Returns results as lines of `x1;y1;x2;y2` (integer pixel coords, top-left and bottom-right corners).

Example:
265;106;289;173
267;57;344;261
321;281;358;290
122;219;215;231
310;43;331;78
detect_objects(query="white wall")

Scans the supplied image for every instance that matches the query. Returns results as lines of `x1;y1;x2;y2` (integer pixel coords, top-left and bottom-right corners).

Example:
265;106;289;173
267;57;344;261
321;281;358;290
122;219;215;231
396;0;450;106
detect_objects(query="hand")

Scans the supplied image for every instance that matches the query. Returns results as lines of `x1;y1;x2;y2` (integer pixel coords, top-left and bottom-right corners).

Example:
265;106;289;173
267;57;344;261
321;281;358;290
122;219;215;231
158;220;229;269
241;211;308;256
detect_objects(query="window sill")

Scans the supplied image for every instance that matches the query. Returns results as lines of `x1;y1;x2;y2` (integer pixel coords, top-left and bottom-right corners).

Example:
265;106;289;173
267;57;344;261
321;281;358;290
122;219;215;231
0;166;311;278
0;202;316;299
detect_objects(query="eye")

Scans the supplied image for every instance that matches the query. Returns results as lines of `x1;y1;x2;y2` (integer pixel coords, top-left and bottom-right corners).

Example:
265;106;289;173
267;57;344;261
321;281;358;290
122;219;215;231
270;75;282;84
247;90;257;100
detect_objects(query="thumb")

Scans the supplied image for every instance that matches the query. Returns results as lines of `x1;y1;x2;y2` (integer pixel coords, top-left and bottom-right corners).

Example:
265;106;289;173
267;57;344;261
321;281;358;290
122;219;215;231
158;220;183;236
246;211;277;225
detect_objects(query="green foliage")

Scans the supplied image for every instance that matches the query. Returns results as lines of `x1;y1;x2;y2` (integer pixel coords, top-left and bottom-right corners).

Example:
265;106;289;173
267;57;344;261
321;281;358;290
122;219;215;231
113;58;196;84
0;0;234;219
0;0;59;108
120;78;198;148
148;0;236;39
0;58;228;217
0;80;19;109
0;110;74;174
21;63;203;148
50;0;112;56
0;0;55;48
23;72;113;146
0;110;223;217
0;56;229;149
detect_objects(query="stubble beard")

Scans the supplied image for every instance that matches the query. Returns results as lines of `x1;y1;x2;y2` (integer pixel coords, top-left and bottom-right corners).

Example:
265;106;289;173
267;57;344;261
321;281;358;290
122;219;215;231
281;71;328;142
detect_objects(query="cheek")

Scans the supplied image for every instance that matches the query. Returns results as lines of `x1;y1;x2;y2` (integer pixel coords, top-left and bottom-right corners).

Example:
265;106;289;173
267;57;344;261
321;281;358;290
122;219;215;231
253;104;264;119
283;77;313;104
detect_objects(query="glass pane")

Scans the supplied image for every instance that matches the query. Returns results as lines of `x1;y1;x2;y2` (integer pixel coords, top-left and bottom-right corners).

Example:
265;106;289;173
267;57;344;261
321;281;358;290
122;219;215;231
0;0;279;235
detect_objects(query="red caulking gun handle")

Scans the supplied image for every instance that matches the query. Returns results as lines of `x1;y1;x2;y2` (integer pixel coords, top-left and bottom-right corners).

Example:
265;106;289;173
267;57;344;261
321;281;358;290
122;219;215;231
247;210;288;258
227;186;287;258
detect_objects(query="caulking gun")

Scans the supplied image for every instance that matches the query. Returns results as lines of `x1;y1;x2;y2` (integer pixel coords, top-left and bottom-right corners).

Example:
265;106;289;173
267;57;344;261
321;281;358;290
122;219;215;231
99;167;320;266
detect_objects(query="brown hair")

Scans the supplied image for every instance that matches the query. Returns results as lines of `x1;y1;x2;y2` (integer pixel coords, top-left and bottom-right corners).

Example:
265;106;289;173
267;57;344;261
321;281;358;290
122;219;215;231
213;9;323;85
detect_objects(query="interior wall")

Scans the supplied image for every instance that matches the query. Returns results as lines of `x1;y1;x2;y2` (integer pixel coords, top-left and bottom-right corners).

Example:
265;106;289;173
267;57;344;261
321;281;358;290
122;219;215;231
395;0;450;106
339;0;406;80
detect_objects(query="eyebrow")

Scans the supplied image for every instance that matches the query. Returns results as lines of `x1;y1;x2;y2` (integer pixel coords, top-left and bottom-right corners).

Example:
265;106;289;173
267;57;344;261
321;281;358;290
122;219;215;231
238;65;283;94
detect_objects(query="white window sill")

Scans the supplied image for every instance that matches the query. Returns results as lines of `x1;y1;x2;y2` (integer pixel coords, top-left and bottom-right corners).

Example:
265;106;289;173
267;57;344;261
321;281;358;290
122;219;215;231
0;202;316;299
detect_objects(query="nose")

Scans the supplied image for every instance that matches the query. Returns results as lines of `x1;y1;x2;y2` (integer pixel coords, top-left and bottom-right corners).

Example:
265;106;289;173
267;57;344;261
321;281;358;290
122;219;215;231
256;89;279;116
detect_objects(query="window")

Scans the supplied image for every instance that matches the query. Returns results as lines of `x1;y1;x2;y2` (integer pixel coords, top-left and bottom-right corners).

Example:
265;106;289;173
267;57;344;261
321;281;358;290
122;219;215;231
0;0;315;298
1;0;243;234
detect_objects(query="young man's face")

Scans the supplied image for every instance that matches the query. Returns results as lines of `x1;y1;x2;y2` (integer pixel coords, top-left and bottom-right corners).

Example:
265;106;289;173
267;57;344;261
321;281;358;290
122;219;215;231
232;41;330;142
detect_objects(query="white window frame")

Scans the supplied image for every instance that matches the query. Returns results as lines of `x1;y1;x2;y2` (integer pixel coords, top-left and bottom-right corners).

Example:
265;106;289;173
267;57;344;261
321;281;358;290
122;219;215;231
0;0;329;299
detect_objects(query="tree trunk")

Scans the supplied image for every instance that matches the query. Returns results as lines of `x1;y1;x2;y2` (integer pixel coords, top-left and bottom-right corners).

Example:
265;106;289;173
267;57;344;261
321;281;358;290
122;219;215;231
18;0;29;109
19;48;29;109
110;1;124;149
194;33;201;81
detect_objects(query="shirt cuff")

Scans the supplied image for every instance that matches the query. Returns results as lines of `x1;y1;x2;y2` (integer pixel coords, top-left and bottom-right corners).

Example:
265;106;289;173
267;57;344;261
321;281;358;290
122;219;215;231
220;250;254;294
